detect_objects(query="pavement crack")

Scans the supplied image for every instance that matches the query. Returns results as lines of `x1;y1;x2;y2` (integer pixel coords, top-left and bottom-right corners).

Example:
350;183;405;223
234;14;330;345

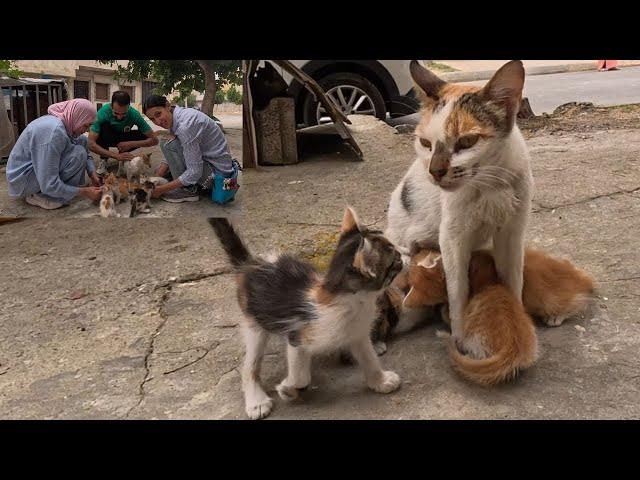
213;366;238;388
285;222;340;228
162;342;220;375
532;186;640;213
124;286;172;419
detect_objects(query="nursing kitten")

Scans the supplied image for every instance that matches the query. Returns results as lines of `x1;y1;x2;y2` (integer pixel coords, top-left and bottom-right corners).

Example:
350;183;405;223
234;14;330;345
386;60;534;340
125;153;152;183
403;248;595;328
208;207;404;420
128;179;154;217
404;249;538;385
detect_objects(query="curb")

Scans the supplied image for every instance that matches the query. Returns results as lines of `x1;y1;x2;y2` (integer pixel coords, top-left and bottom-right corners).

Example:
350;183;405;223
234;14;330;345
438;62;640;83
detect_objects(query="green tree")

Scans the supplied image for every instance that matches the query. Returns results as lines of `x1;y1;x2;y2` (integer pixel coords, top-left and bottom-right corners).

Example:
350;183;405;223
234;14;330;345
176;93;198;108
226;84;243;105
97;60;241;116
0;60;22;78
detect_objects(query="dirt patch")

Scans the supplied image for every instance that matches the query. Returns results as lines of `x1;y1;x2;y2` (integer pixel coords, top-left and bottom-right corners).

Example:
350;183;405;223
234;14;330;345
518;102;640;138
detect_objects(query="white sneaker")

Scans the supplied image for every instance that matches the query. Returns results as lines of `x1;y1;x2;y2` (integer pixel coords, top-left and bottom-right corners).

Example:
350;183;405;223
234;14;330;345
25;193;64;210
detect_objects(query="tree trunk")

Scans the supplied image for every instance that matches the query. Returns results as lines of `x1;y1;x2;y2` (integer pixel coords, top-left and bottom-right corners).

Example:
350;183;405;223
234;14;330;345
197;60;217;116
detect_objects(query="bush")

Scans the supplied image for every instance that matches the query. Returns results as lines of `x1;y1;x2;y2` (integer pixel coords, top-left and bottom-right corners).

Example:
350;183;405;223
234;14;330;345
215;89;225;104
226;84;242;105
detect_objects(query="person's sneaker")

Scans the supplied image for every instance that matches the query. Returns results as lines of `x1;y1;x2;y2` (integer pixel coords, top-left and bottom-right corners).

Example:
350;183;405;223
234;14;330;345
25;193;64;210
160;187;200;203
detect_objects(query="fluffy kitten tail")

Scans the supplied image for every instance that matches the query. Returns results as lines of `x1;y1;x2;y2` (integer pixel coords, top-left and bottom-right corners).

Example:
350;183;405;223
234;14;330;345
448;324;538;387
208;218;252;267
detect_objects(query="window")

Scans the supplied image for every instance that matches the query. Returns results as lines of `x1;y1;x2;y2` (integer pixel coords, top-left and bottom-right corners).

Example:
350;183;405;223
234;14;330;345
95;83;110;101
74;80;89;100
119;85;135;103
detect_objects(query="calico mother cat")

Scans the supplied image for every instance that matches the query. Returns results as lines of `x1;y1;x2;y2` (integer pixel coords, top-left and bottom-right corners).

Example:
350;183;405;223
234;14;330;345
386;60;533;340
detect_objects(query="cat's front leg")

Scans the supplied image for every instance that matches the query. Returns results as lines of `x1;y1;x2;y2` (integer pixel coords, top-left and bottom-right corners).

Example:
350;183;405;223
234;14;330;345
493;216;527;303
241;325;273;420
439;227;472;339
349;336;400;394
276;344;312;401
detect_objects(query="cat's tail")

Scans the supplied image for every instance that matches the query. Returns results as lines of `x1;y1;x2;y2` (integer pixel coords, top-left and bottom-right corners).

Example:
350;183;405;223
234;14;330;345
448;333;537;387
448;302;538;387
208;218;252;267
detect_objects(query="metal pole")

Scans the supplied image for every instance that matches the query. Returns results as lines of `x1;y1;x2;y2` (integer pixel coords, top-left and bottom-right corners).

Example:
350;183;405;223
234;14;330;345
35;84;40;117
22;85;27;129
9;88;14;125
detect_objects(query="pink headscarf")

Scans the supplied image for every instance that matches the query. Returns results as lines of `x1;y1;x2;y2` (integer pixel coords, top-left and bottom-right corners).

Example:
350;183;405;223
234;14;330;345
47;99;97;138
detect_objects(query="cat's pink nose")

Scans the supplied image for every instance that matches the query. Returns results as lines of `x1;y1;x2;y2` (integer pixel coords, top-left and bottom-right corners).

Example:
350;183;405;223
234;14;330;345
430;168;448;182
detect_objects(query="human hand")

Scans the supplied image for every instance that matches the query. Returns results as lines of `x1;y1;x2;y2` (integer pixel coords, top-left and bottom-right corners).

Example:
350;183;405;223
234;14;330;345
90;172;101;187
116;152;135;162
117;141;135;152
80;186;103;203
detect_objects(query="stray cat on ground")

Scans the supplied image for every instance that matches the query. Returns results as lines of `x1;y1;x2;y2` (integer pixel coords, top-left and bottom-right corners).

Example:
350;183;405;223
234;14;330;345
99;186;119;218
386;60;534;340
398;248;595;385
402;247;595;328
125;153;152;183
128;179;154;217
208;207;404;420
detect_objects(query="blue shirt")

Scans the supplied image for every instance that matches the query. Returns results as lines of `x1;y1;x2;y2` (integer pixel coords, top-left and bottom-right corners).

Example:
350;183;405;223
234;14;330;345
6;115;95;202
170;106;233;185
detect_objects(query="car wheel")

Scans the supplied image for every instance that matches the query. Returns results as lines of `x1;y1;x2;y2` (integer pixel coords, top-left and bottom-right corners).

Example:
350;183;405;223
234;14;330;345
302;72;387;127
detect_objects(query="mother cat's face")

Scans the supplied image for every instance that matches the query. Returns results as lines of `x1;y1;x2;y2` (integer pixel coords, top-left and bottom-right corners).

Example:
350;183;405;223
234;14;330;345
409;60;525;191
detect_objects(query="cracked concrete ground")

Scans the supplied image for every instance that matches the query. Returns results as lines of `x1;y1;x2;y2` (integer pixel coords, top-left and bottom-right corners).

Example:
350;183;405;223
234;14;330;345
0;117;243;218
1;106;640;419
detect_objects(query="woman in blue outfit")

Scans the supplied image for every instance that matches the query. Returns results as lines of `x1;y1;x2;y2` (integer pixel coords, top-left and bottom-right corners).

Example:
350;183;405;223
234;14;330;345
6;99;102;210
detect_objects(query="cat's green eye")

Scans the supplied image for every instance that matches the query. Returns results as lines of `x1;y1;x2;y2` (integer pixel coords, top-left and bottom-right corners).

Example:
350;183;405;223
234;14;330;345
455;134;479;152
419;138;432;150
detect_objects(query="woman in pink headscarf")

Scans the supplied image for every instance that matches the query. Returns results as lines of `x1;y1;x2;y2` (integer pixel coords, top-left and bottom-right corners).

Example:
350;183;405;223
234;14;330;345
6;98;103;210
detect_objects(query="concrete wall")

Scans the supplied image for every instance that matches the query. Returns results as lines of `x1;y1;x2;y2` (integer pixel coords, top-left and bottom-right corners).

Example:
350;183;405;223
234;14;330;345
12;61;144;111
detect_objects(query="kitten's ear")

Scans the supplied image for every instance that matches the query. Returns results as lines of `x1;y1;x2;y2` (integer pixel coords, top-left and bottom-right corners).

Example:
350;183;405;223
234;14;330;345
481;60;525;123
417;251;442;269
340;206;361;234
403;287;425;309
410;60;447;105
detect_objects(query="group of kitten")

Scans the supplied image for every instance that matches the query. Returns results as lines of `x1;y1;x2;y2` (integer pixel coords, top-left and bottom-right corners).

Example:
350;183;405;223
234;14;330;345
209;60;596;419
99;153;159;218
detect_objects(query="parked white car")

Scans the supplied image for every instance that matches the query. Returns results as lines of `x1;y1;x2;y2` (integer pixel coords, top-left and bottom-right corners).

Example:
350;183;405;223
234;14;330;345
273;60;424;127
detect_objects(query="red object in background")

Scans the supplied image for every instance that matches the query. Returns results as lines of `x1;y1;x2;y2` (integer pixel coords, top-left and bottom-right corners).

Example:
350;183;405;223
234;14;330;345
597;60;620;71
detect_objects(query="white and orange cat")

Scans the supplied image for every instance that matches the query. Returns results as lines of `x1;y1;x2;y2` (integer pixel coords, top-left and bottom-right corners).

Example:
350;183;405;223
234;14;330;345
386;60;533;341
401;248;595;385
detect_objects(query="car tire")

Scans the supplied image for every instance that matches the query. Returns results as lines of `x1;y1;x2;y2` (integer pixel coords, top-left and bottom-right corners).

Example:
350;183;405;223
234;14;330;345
302;72;387;127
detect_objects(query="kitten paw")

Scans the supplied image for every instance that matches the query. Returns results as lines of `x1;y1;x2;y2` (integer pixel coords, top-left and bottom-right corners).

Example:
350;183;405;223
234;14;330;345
368;370;401;394
544;315;568;327
245;396;274;420
276;382;299;402
373;341;387;356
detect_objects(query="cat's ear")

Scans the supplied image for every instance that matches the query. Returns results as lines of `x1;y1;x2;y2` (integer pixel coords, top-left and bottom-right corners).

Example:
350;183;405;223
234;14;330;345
340;206;361;234
480;60;525;123
410;60;447;105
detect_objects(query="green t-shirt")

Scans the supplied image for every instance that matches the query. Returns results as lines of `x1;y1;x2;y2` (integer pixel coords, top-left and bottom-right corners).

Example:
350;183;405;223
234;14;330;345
90;103;152;135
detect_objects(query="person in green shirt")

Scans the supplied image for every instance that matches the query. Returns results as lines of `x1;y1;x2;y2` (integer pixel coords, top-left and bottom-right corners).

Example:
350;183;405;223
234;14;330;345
88;90;158;174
